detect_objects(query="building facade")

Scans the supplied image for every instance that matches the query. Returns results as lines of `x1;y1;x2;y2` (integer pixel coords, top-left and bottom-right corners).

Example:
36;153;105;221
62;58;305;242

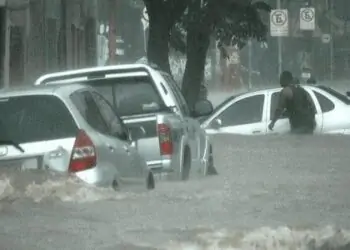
1;0;100;87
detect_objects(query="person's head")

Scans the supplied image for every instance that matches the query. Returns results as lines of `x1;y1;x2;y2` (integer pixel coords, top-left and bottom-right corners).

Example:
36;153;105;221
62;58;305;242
279;71;293;87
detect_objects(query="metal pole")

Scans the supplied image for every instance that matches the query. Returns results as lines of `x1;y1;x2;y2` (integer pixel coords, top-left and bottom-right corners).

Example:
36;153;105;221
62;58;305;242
94;0;99;66
3;8;10;88
143;28;147;53
277;0;282;76
329;0;334;80
248;39;252;89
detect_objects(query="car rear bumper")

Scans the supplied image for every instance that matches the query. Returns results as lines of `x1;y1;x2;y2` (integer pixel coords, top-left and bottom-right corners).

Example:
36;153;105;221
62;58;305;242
74;166;109;187
146;158;172;173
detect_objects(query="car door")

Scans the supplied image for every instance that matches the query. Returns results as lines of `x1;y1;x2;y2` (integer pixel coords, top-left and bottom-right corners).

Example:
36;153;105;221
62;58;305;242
91;91;145;180
206;93;267;135
304;88;322;133
267;88;322;134
266;90;291;134
70;90;132;179
164;75;202;164
311;89;340;133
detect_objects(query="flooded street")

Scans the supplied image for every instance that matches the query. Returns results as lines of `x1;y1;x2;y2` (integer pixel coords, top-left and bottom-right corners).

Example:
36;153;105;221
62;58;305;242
1;135;350;249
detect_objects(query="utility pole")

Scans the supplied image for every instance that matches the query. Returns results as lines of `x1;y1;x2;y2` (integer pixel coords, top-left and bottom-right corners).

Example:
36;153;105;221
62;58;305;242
277;0;282;76
300;0;314;81
248;39;252;89
328;0;334;80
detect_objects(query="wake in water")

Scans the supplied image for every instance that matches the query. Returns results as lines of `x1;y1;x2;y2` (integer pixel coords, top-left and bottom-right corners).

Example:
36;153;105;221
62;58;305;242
165;226;350;250
1;134;350;250
0;171;138;203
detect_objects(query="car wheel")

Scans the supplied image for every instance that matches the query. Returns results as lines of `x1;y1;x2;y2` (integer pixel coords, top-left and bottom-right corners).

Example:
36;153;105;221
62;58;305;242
206;145;218;176
146;172;155;190
181;148;191;181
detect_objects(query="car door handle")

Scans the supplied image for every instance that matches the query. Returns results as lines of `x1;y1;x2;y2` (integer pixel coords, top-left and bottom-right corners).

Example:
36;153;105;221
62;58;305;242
252;130;261;134
123;145;130;154
106;144;115;152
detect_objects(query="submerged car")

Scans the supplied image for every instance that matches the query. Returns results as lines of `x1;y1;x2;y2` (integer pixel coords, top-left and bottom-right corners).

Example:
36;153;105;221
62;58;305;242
35;64;217;180
0;84;155;190
201;84;350;135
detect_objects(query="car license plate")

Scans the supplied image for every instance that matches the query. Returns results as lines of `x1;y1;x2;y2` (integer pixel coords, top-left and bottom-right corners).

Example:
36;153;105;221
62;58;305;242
0;158;40;171
21;158;39;170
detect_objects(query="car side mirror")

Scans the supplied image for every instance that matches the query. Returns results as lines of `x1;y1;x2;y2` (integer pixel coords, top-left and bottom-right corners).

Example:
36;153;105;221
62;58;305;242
211;118;222;130
192;100;214;118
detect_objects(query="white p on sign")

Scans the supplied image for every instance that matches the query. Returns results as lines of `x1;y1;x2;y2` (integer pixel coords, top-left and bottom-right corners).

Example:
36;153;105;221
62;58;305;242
270;9;289;37
300;7;315;31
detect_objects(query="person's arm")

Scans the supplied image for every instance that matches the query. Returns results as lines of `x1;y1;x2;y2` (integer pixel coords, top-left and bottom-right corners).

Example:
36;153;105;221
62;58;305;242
271;87;292;124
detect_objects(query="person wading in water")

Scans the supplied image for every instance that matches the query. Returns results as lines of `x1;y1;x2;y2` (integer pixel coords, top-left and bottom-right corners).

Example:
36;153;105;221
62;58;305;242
269;71;316;134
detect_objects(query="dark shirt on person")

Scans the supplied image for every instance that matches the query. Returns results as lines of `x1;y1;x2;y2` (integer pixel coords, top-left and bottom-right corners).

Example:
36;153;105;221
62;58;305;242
271;85;316;134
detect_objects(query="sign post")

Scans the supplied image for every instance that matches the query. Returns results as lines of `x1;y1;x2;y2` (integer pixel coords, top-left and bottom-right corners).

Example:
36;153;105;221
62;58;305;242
270;9;289;37
300;7;315;31
141;7;149;53
300;7;315;81
248;39;252;89
270;5;288;76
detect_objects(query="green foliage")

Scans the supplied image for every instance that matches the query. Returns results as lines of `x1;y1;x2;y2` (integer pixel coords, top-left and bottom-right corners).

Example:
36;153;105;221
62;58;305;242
169;0;271;56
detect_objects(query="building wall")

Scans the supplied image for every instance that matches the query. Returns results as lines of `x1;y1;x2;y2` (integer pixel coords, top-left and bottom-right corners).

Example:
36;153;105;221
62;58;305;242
1;0;99;87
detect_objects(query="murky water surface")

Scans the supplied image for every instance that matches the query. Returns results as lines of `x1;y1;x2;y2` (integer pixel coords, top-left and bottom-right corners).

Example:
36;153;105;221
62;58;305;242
1;134;350;249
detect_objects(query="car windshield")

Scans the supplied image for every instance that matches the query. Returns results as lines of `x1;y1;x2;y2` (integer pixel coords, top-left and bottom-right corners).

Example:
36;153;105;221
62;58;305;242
0;95;78;144
316;86;350;105
85;76;167;116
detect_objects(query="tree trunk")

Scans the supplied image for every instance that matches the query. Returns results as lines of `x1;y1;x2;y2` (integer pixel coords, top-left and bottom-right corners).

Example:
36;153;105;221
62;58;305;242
147;17;171;73
144;0;171;74
143;0;187;74
181;27;210;109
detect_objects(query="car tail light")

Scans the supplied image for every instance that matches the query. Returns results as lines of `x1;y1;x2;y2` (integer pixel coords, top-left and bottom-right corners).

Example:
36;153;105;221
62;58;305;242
69;130;96;172
157;123;173;155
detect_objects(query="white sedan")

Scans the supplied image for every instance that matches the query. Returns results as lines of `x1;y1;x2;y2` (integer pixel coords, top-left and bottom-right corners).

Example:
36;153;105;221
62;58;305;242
201;85;350;135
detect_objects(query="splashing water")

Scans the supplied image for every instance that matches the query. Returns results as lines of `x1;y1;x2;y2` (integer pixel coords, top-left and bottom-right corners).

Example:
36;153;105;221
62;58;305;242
165;226;350;250
1;135;350;250
0;175;15;200
0;172;137;203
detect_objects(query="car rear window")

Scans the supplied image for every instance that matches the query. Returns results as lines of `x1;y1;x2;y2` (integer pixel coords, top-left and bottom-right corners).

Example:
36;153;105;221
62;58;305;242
0;95;78;144
84;76;168;116
316;86;350;105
